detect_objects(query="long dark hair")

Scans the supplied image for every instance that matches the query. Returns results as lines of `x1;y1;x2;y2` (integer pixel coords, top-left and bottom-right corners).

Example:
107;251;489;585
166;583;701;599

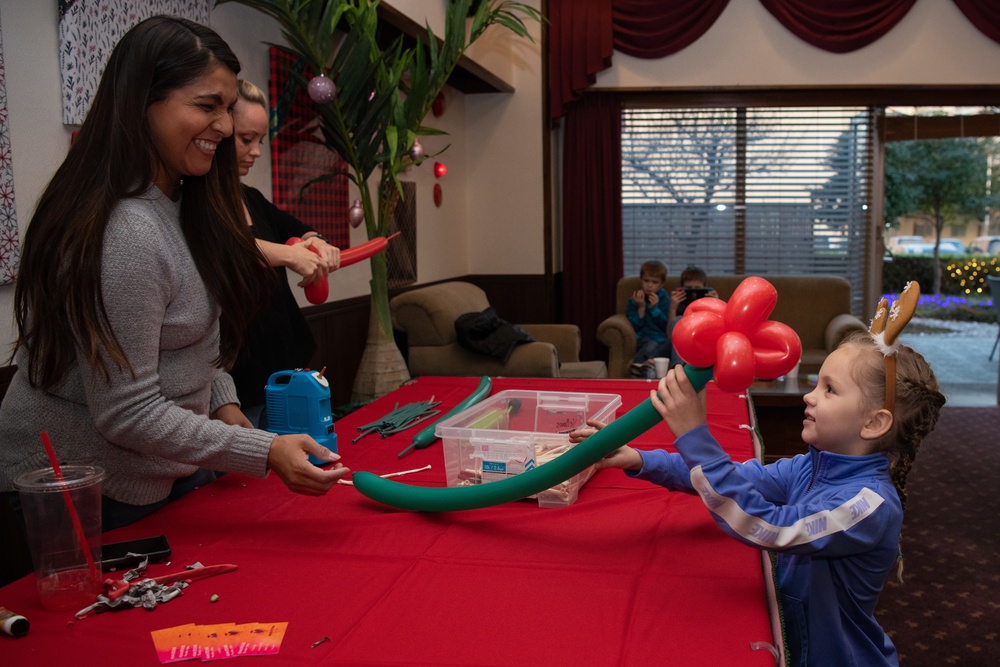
13;15;271;388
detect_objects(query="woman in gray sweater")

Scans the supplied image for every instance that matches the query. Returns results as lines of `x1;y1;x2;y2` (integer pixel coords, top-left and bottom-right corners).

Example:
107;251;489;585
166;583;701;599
0;16;349;536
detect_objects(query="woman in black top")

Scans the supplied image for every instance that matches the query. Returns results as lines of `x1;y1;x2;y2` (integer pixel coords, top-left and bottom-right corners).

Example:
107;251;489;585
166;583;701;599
230;80;341;427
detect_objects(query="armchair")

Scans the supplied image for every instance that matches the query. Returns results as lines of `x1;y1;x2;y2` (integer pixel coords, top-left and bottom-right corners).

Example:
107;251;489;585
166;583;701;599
391;282;607;378
598;274;867;379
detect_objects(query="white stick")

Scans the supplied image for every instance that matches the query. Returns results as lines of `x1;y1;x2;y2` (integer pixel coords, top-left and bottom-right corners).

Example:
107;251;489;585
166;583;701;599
339;464;432;485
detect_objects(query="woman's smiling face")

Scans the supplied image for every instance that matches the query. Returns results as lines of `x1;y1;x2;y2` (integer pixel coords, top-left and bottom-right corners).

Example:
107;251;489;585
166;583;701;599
147;62;238;196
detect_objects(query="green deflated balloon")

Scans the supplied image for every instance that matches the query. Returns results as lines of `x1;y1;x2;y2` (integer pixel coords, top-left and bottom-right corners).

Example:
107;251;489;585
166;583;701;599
352;366;714;511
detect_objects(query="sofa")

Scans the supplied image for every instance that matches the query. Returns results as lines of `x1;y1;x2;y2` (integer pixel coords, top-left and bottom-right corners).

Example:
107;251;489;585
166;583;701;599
391;281;608;378
597;274;868;379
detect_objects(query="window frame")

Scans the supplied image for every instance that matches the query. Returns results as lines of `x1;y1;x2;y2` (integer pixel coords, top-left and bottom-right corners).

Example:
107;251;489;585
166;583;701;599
615;86;1000;317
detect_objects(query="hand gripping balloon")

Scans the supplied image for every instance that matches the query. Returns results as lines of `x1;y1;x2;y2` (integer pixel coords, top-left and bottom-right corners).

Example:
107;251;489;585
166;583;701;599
352;276;801;512
286;233;399;305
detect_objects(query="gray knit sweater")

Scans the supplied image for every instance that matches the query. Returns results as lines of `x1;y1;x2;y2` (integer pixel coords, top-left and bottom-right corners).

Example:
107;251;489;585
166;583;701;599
0;186;275;505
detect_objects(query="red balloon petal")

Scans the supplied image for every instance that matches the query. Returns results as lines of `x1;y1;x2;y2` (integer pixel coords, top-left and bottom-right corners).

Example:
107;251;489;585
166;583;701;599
724;276;777;334
672;311;726;368
714;332;756;393
750;321;802;379
686;297;727;317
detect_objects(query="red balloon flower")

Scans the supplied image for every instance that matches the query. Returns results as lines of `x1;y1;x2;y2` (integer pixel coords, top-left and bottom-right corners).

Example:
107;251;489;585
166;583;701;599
672;277;802;393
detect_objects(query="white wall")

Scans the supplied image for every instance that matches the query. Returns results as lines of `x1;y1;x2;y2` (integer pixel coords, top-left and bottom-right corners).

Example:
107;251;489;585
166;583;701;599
594;1;1000;88
465;3;544;275
0;0;66;357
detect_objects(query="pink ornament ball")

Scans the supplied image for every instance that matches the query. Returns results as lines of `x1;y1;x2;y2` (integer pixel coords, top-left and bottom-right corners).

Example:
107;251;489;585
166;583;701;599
348;199;365;228
308;75;336;104
410;139;425;161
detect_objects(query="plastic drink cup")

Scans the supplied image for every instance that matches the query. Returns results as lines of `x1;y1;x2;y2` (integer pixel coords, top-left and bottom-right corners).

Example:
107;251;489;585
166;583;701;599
653;357;670;377
13;465;105;611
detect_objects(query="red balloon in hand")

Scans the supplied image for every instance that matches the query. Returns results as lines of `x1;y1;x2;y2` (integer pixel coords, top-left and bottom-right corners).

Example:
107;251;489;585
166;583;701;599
286;237;328;305
672;277;801;393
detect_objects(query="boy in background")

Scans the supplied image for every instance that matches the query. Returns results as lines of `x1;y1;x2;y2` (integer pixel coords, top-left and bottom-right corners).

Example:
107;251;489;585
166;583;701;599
668;266;719;367
627;260;671;378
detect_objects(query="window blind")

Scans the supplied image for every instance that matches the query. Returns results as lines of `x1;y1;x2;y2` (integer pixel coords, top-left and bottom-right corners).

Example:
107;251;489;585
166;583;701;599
621;106;874;314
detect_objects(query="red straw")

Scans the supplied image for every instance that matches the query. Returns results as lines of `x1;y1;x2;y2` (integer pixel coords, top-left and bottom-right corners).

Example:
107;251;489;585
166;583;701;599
40;432;100;578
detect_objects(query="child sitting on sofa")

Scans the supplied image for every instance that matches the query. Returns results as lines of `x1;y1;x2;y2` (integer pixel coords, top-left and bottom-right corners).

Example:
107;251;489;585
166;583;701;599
627;260;671;378
667;265;719;367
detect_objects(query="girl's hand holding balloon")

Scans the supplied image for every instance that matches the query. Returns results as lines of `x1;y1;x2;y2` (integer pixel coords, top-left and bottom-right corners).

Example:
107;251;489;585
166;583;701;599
651;366;707;438
594;445;643;471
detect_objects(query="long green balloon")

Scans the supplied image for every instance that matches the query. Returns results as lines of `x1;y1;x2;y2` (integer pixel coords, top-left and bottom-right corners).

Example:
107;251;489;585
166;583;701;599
352;366;714;511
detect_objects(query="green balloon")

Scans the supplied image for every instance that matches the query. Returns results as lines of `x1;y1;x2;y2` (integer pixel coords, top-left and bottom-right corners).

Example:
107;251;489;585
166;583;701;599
352;366;714;511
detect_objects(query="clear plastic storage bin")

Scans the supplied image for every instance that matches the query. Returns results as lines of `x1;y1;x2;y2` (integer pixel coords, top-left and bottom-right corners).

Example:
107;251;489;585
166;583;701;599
435;390;622;508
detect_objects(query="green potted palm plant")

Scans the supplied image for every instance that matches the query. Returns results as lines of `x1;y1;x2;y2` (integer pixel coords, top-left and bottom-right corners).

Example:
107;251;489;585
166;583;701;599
218;0;542;401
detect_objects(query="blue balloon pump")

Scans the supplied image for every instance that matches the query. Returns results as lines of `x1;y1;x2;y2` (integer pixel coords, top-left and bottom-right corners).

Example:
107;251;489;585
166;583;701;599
265;368;337;466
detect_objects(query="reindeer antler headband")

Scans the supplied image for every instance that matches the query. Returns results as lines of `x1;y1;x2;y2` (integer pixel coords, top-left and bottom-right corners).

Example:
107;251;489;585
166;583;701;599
868;281;920;413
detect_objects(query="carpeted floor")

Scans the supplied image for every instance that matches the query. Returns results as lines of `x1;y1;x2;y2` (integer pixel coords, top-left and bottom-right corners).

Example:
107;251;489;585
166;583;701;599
876;406;1000;665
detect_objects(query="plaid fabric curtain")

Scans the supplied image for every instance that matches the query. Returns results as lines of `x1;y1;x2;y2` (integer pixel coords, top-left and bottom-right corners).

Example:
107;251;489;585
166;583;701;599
267;47;349;249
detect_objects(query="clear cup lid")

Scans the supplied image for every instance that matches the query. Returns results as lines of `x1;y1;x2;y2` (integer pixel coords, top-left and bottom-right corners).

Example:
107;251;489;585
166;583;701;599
13;465;106;492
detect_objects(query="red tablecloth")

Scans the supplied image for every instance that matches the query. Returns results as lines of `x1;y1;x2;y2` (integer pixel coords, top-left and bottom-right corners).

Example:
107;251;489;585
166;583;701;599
0;377;778;666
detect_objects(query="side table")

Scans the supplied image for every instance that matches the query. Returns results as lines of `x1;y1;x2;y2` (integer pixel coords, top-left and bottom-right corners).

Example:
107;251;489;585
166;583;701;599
748;375;811;463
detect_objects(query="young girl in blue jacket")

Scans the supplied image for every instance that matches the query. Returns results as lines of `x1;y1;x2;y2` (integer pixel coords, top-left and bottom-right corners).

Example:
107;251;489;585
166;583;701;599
573;290;944;667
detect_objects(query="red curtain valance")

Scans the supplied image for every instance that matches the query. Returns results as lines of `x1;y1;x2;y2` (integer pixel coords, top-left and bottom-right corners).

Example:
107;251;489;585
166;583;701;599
549;0;1000;120
952;0;1000;45
612;0;730;59
758;0;916;54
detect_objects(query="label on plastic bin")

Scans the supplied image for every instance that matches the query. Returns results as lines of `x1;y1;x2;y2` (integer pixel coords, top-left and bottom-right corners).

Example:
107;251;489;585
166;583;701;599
477;443;536;483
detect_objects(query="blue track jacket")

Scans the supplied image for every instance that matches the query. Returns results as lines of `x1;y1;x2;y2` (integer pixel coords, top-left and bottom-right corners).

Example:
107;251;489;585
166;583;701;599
631;425;901;667
626;288;670;342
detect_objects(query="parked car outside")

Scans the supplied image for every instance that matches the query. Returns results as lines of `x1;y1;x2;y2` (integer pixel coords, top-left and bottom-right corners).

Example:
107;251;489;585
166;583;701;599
886;235;924;253
939;238;967;254
894;239;966;255
968;235;1000;255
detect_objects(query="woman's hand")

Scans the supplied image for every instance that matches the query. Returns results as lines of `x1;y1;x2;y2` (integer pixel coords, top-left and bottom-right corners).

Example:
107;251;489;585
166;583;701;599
267;434;350;496
567;418;605;443
283;242;328;287
567;419;643;471
650;366;707;438
301;236;341;274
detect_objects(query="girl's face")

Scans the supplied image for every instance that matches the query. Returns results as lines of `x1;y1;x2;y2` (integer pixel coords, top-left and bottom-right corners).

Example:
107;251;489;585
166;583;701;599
801;345;878;456
232;99;268;177
146;63;237;196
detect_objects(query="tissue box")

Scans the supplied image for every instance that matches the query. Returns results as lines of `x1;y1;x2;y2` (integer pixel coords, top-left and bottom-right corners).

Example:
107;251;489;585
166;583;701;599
435;390;622;508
